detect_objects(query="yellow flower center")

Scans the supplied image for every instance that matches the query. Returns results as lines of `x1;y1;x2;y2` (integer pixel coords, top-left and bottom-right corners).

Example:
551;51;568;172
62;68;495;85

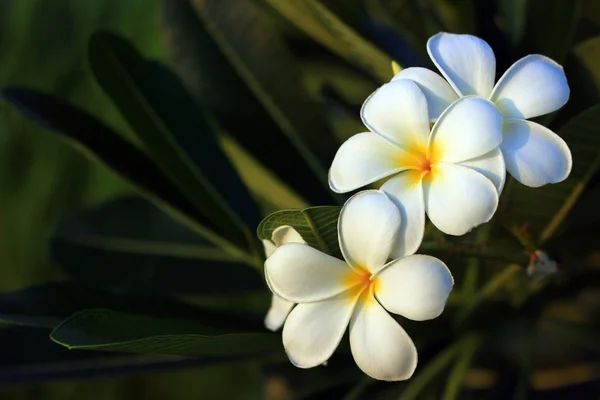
343;266;379;306
397;139;441;184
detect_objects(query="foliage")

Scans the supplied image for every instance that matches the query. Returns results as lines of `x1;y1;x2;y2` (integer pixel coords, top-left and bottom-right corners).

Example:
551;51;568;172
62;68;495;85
2;0;600;398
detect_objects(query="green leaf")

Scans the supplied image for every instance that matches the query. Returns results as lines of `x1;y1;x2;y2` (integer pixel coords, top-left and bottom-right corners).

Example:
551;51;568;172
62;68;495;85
50;309;280;358
160;0;334;206
88;31;258;250
498;0;528;48
257;206;342;259
519;0;580;62
442;333;483;400
504;105;600;242
190;0;341;200
0;281;216;329
572;35;600;94
0;88;237;254
53;196;265;294
398;339;463;400
265;0;393;82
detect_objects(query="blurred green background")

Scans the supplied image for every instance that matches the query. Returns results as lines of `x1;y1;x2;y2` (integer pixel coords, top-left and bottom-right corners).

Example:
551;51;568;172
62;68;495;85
0;0;264;398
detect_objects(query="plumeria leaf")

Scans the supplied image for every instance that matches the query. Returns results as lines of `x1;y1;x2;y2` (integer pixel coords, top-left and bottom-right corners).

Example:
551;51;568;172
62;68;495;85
257;206;342;259
0;327;221;384
53;196;264;294
552;35;600;128
160;0;331;206
188;0;341;203
265;0;393;82
519;0;580;62
504;105;600;242
0;88;228;246
50;310;280;358
88;31;259;250
0;282;215;329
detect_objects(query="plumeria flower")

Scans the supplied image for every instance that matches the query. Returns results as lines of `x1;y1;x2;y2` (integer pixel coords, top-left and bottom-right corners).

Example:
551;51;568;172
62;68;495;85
394;32;572;187
265;190;453;381
329;79;504;257
262;226;306;331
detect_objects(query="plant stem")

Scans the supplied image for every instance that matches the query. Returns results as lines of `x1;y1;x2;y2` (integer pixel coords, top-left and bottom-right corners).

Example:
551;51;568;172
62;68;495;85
419;240;528;265
455;264;523;328
442;333;483;400
398;339;463;400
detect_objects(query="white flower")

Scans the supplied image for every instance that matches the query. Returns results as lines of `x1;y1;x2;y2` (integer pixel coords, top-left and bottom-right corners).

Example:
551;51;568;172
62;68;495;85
265;190;454;381
329;79;504;256
262;226;305;331
394;32;572;188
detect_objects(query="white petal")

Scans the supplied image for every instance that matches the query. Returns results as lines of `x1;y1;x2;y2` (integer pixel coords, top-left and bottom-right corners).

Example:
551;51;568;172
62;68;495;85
264;295;295;331
429;96;503;163
271;225;305;247
262;239;276;258
392;67;459;121
380;171;426;259
490;55;570;119
329;132;411;193
375;255;453;321
338;190;401;273
265;243;351;303
427;32;496;97
283;292;356;368
424;163;498;235
349;294;417;381
360;79;430;151
458;148;506;194
501;119;572;187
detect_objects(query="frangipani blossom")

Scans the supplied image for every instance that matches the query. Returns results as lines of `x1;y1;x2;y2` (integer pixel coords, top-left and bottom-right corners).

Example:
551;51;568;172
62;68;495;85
262;225;305;331
394;32;572;188
330;79;504;257
265;190;453;381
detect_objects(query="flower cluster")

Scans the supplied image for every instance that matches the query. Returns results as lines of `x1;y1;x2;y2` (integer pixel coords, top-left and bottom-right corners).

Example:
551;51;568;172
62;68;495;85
262;33;572;381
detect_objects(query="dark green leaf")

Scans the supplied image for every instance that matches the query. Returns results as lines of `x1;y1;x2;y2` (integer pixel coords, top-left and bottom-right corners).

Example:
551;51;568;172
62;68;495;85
257;206;342;258
265;0;393;81
53;196;265;294
0;327;219;384
160;0;336;206
0;281;216;328
519;0;580;62
504;105;600;242
50;310;280;357
0;327;220;385
189;0;341;202
88;31;258;249
0;88;229;248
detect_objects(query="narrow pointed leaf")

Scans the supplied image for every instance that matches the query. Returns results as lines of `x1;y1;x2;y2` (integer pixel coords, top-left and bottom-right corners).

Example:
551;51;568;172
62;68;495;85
89;31;259;249
520;0;580;62
53;196;264;294
265;0;393;82
0;282;215;329
161;0;335;205
504;105;600;241
189;0;340;201
0;88;231;249
50;310;280;358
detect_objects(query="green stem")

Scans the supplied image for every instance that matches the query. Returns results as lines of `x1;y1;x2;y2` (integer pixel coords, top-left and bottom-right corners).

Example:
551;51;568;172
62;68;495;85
514;318;538;400
442;333;483;400
342;375;372;400
419;240;528;265
455;264;523;328
398;339;463;400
